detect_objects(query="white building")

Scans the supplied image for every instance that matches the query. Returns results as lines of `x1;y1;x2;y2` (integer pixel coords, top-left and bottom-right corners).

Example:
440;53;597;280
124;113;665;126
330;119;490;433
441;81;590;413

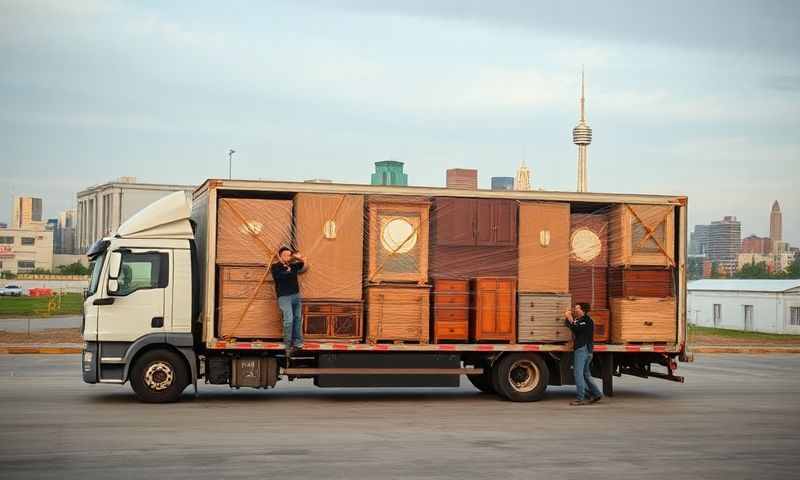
76;177;195;253
0;228;54;274
688;279;800;334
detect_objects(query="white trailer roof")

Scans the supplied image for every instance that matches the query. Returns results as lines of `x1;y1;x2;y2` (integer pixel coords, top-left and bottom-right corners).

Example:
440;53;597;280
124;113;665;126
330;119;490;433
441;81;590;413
688;279;800;293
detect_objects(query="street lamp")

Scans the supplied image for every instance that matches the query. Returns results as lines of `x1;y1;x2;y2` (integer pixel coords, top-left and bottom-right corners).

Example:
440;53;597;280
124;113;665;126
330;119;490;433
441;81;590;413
228;149;236;179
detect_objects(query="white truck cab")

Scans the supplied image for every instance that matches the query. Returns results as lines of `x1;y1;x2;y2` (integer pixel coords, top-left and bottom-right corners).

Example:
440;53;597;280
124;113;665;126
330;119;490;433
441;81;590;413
82;191;199;402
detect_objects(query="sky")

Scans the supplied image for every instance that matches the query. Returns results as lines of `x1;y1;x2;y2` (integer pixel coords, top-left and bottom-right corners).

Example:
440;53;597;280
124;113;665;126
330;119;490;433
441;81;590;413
1;0;798;243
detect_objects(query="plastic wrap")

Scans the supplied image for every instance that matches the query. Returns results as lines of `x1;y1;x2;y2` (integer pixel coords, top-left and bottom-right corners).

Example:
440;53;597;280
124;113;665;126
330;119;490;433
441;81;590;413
211;190;679;344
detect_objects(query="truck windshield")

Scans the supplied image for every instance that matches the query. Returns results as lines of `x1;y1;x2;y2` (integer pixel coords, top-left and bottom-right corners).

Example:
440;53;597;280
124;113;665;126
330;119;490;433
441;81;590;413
87;252;105;296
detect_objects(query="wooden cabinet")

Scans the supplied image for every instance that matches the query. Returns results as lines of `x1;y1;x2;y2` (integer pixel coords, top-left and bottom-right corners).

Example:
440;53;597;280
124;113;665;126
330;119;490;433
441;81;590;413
432;198;517;247
570;214;608;267
295;193;364;300
470;277;516;342
302;301;363;342
608;204;675;267
216;198;293;265
217;266;283;339
592;309;610;343
518;293;572;343
366;285;431;343
518;202;570;293
432;279;469;342
608;267;675;298
610;297;677;343
367;199;430;284
569;266;608;310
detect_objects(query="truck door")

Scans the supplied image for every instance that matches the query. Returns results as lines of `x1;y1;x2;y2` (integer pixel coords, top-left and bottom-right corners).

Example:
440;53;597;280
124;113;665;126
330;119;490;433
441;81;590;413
98;249;171;342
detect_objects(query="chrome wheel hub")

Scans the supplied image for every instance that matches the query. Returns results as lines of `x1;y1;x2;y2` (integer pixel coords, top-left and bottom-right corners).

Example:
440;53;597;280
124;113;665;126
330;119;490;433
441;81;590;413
144;361;174;391
508;360;540;393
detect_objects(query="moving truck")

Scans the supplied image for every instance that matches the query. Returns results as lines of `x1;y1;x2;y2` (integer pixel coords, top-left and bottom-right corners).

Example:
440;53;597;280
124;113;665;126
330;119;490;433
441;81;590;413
82;179;690;403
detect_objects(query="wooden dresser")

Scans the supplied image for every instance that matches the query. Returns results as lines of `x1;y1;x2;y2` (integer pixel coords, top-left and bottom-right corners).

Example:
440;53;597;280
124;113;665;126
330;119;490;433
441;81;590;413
366;285;431;343
610;297;677;343
302;301;363;342
518;293;572;343
432;279;469;342
470;277;516;342
217;266;283;339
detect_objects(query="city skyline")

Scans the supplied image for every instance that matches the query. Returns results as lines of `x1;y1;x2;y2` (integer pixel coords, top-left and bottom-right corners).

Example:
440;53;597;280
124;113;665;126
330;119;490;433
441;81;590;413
1;1;798;244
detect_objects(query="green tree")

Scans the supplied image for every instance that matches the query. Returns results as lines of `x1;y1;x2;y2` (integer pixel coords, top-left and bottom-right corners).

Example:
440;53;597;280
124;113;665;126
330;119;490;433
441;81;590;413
687;256;705;280
783;256;800;279
57;262;89;275
710;262;722;279
734;261;771;279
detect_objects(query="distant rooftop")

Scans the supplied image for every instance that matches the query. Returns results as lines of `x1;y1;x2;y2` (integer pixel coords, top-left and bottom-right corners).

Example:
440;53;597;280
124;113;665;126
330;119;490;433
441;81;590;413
688;279;800;293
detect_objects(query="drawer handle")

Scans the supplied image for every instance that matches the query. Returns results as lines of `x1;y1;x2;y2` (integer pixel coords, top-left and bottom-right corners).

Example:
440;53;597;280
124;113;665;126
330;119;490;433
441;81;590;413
644;321;653;326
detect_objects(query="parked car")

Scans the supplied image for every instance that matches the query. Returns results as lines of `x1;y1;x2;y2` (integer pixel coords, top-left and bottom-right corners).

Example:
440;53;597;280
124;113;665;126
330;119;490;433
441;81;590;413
0;285;23;296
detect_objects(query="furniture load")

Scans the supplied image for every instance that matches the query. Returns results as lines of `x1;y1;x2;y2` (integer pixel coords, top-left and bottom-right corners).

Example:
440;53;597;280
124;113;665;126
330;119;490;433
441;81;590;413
569;265;608;310
432;279;469;342
302;301;363;342
610;297;677;343
294;193;364;300
216;198;293;265
471;277;516;342
570;213;609;267
366;285;431;343
518;202;570;293
430;197;518;278
608;204;675;267
517;293;573;343
367;197;430;284
217;266;283;339
608;267;675;298
591;308;610;342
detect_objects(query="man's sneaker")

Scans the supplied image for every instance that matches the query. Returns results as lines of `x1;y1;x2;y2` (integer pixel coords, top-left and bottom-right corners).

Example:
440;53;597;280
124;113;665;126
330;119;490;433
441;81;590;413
570;400;590;406
293;343;304;350
589;395;603;404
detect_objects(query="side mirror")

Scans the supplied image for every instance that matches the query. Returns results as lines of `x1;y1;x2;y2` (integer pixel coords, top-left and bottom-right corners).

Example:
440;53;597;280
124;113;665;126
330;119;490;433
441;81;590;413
108;278;119;294
108;251;122;279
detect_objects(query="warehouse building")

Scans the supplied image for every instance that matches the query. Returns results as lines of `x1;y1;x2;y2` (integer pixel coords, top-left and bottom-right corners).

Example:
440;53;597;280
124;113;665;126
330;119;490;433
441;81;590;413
688;279;800;334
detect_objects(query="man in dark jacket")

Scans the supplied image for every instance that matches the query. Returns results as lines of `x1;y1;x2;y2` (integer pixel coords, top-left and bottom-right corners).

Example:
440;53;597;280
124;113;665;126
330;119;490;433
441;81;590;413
565;303;603;406
271;246;309;350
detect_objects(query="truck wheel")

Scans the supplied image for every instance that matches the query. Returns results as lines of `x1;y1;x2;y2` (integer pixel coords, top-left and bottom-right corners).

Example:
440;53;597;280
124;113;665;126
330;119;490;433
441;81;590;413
130;349;189;403
467;361;494;393
491;353;549;402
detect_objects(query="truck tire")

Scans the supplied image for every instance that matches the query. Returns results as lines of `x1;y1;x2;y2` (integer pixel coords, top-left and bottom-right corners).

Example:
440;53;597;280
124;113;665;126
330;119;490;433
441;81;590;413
491;353;549;402
467;361;494;394
130;349;189;403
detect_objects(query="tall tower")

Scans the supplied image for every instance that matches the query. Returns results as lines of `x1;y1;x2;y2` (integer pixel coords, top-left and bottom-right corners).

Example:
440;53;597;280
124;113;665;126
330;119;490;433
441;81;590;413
572;69;592;192
514;161;531;191
769;200;782;252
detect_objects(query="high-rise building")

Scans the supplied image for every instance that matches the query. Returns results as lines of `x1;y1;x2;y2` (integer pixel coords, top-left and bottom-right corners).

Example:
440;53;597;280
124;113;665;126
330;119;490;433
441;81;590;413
76;177;195;252
55;208;77;254
707;216;742;274
690;224;711;255
446;169;478;190
741;235;771;254
370;160;408;186
514;162;531;191
572;70;592;192
12;196;44;230
770;200;782;252
491;177;514;191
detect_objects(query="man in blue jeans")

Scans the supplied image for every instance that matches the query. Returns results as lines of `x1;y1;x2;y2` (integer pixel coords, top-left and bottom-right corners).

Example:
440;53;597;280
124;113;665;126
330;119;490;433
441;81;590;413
565;303;603;406
271;246;309;351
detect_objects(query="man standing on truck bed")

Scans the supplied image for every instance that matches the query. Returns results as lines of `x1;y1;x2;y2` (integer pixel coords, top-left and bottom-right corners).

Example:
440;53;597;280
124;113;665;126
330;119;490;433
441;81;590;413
565;303;603;406
271;246;309;351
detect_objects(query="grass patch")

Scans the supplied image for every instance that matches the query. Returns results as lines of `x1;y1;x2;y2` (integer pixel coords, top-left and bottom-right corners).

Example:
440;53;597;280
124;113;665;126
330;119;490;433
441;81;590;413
0;293;83;317
688;324;800;341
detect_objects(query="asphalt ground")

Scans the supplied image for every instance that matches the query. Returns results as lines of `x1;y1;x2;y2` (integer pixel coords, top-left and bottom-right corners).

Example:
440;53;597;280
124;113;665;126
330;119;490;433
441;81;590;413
0;354;797;479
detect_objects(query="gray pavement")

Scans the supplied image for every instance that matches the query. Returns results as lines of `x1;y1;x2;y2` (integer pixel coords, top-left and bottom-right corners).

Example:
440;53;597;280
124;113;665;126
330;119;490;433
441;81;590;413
0;354;798;479
0;315;81;332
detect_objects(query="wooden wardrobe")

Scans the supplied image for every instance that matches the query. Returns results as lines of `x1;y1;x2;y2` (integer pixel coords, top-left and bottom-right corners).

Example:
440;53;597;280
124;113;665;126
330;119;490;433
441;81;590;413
518;202;570;293
470;277;516;342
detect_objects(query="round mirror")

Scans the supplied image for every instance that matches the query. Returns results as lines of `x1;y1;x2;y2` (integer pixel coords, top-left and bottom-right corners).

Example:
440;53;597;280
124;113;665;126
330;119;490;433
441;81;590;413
381;217;417;253
571;228;602;262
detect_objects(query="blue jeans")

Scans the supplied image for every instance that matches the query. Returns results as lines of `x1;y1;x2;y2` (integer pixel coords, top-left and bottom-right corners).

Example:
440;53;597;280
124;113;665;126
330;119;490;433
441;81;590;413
278;293;303;347
574;346;602;401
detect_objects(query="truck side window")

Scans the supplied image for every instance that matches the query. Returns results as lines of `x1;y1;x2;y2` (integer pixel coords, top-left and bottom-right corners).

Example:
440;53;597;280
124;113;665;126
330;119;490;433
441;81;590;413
114;252;169;296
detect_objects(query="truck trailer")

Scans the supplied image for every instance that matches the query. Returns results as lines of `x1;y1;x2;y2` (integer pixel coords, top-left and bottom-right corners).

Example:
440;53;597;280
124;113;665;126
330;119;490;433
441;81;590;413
82;179;690;403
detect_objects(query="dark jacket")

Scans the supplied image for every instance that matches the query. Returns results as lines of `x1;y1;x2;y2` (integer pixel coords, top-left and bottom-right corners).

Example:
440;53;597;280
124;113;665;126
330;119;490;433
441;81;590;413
565;314;594;352
270;261;304;297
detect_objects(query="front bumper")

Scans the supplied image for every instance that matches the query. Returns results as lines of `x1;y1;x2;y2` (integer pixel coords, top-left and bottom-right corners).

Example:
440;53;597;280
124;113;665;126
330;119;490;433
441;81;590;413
82;342;98;384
